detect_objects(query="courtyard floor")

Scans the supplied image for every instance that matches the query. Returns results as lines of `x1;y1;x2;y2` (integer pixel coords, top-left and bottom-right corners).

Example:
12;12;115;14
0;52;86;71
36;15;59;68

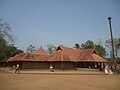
0;68;120;90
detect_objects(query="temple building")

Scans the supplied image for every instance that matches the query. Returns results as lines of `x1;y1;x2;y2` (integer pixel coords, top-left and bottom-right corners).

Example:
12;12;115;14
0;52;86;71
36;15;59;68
1;45;108;70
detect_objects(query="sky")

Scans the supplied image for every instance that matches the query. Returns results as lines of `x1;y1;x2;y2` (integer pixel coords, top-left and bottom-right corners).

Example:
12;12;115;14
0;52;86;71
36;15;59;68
0;0;120;52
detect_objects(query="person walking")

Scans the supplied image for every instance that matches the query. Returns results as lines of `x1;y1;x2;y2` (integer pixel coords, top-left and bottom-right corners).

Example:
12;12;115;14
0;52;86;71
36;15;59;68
105;65;109;74
15;64;20;73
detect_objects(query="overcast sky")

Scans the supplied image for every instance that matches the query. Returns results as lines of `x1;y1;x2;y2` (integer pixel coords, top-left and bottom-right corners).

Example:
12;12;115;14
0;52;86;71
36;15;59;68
0;0;120;51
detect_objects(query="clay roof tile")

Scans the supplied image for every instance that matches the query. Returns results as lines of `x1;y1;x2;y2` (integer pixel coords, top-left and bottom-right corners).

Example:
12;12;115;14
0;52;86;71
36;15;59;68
34;48;48;55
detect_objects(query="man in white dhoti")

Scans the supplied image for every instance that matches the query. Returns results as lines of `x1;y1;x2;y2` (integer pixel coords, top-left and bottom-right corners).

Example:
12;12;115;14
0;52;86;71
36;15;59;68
105;65;109;74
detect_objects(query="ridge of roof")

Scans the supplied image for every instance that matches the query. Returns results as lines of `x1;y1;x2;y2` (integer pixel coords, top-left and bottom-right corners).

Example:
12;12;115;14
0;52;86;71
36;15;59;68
58;45;95;53
58;45;80;50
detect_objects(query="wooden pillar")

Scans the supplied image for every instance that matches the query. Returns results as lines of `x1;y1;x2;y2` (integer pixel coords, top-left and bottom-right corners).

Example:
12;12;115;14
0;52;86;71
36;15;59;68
75;62;77;69
50;62;53;68
99;62;102;71
60;61;63;69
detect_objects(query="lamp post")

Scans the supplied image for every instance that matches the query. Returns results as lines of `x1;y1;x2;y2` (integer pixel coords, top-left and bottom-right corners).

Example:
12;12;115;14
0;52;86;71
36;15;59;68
107;17;115;60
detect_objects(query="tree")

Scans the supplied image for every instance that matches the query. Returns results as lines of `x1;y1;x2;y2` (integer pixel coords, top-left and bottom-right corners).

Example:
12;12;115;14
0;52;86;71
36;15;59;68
0;37;6;50
5;44;23;58
0;20;14;43
46;44;56;54
95;44;106;57
106;38;120;57
0;38;6;60
114;38;120;57
0;40;23;60
80;40;106;57
74;43;80;49
81;40;95;49
0;19;23;61
26;45;36;52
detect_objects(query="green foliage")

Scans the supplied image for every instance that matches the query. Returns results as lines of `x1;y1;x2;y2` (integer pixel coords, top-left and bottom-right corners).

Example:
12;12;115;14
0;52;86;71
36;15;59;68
106;38;120;57
81;40;95;49
0;20;23;61
0;37;6;49
0;42;23;60
46;44;56;54
74;43;80;49
0;37;7;60
26;45;36;52
0;20;14;43
80;40;106;57
5;44;23;57
95;44;106;57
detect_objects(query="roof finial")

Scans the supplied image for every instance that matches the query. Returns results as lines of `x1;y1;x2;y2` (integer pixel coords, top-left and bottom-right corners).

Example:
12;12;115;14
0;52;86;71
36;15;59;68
40;46;42;48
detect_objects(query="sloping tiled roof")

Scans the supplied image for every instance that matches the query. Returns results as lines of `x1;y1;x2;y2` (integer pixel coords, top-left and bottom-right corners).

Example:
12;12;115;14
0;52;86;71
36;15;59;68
34;48;48;55
8;52;49;62
49;50;62;61
7;48;49;62
50;45;108;62
78;54;108;62
7;45;108;62
0;58;9;62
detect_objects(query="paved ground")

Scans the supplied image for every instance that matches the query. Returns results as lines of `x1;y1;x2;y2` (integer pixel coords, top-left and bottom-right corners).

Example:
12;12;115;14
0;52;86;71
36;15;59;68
0;68;120;90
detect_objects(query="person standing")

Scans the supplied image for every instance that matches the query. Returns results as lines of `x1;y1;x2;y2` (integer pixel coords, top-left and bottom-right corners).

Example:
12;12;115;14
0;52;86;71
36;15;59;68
109;66;113;74
105;65;109;74
15;64;20;73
